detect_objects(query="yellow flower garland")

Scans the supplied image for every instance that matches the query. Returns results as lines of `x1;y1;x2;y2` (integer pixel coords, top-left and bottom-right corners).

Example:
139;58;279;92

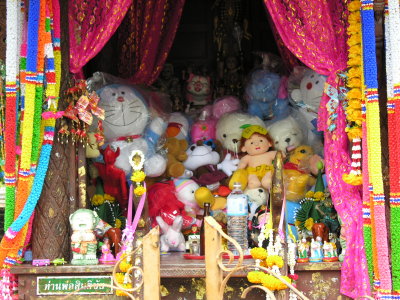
250;247;268;260
343;0;363;185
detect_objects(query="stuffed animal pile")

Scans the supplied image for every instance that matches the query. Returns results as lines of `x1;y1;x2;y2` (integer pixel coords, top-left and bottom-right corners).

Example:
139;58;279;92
85;67;333;255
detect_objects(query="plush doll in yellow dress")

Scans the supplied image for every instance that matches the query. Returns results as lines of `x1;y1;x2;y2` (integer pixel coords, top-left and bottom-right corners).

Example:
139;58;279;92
230;125;277;190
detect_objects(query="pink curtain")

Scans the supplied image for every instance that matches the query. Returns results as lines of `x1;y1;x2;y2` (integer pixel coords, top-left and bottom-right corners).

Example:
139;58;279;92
117;0;185;85
69;0;133;75
263;0;370;297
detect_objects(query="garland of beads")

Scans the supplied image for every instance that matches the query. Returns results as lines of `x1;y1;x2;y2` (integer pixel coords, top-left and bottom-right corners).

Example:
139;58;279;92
385;0;400;294
0;0;61;266
361;0;392;296
343;0;363;186
4;0;20;231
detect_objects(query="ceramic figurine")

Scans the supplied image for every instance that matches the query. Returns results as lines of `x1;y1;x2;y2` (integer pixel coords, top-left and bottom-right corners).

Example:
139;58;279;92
99;237;116;265
296;238;310;263
309;237;323;263
323;241;338;262
69;209;99;265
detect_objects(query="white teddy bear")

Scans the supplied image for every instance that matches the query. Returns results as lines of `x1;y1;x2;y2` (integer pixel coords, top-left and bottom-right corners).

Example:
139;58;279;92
267;116;305;154
216;112;265;153
98;84;167;177
290;68;326;155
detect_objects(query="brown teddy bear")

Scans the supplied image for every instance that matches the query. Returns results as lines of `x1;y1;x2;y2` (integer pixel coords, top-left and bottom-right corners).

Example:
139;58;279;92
164;137;189;178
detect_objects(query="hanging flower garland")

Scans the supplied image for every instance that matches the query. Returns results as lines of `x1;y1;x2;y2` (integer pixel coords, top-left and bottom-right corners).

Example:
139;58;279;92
361;0;392;296
385;0;400;294
4;0;20;232
343;0;363;186
0;0;62;267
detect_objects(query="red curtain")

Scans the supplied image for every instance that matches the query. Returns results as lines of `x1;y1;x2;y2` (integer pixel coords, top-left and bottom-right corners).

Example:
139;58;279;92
117;0;185;85
69;0;132;76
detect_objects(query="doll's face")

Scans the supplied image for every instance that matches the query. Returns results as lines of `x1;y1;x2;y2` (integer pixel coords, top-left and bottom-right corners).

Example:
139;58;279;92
241;134;271;156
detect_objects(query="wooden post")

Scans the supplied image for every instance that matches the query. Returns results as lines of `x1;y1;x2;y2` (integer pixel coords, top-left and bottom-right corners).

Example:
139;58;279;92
143;226;160;300
205;216;223;300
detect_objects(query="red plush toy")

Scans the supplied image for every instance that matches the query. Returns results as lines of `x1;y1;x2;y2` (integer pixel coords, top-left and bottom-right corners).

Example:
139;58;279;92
94;146;128;213
148;181;200;229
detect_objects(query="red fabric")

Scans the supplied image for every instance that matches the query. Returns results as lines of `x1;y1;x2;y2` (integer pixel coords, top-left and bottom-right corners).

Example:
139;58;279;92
117;0;186;84
69;0;132;75
94;146;128;213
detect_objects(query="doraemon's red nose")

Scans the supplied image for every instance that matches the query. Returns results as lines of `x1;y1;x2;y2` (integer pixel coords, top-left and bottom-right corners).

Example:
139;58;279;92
117;96;124;102
306;82;312;90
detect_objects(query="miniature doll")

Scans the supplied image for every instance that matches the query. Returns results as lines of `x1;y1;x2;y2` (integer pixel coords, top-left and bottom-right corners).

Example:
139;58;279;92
238;125;277;190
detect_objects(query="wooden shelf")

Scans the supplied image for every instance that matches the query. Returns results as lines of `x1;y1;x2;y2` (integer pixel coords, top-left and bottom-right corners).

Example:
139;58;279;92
11;253;342;278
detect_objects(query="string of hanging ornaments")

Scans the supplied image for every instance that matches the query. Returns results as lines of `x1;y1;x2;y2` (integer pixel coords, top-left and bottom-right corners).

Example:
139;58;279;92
385;0;400;296
0;0;62;298
361;0;393;298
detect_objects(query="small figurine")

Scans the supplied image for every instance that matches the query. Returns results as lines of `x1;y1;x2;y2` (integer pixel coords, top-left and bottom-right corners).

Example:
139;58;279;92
69;209;99;265
323;241;338;262
309;237;323;263
297;238;310;263
235;125;277;190
187;225;201;255
99;237;116;264
51;258;66;266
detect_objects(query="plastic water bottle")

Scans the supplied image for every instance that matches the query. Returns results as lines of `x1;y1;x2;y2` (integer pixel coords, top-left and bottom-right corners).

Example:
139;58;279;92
227;182;249;255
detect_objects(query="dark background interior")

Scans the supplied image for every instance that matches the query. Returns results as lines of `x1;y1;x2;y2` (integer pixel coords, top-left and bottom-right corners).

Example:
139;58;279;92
83;0;279;81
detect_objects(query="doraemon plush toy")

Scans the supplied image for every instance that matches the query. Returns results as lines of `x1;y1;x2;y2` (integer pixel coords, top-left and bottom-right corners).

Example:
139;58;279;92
290;68;327;154
245;69;289;121
98;84;167;177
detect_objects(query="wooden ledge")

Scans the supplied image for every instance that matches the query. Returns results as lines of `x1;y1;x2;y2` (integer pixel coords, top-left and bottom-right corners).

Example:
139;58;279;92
11;253;342;278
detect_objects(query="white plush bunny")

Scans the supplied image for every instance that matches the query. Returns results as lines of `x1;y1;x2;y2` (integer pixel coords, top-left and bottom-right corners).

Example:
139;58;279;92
156;216;186;252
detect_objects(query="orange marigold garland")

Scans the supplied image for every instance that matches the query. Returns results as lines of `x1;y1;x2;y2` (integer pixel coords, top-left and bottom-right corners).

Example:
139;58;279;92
343;0;363;186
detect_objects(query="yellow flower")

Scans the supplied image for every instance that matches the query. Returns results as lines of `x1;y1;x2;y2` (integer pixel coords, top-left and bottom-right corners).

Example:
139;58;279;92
266;255;284;268
131;170;146;183
134;185;146;196
347;110;363;123
305;218;314;231
348;99;361;109
347;23;360;35
349;45;362;56
347;55;361;67
347;88;362;100
104;194;115;203
115;218;122;229
250;247;268;260
305;191;314;198
115;272;125;284
348;11;361;23
119;260;132;273
116;283;133;296
295;220;302;227
348;1;361;12
247;271;265;284
314;191;325;201
347;33;361;47
347;77;361;88
261;274;290;291
347;126;362;140
91;194;104;206
348;67;361;79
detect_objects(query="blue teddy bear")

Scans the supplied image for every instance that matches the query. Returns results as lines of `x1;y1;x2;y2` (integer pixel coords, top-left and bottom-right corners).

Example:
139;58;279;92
245;69;290;121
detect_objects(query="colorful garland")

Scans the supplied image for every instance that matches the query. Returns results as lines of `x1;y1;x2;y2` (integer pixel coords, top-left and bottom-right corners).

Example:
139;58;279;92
385;0;400;294
0;0;62;267
343;0;363;186
361;0;392;296
4;0;20;231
